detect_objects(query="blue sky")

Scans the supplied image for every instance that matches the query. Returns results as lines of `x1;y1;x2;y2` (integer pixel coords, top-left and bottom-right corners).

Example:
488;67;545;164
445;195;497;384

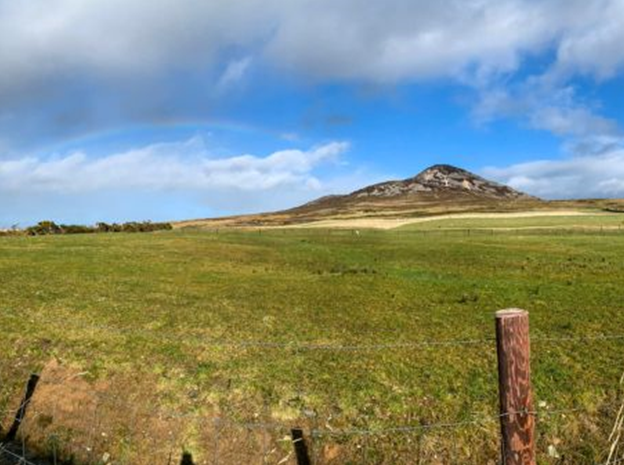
1;0;624;227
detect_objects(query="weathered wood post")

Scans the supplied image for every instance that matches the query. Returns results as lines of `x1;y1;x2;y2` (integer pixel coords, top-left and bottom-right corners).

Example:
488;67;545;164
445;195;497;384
495;309;535;465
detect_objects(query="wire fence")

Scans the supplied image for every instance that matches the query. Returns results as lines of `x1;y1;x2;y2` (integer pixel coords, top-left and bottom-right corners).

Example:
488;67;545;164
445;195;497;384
197;224;624;237
2;318;624;464
8;313;624;350
2;387;621;464
4;220;624;464
0;398;598;465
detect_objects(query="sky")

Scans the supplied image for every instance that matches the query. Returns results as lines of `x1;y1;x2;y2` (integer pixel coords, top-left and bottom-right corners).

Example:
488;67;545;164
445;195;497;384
1;0;624;227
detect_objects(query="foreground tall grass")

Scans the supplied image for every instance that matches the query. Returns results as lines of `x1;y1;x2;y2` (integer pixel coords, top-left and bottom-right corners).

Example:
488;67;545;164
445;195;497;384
1;221;624;463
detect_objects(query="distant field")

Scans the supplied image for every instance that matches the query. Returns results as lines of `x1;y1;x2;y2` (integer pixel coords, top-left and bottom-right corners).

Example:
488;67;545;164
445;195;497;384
397;212;624;231
279;210;624;231
2;223;624;463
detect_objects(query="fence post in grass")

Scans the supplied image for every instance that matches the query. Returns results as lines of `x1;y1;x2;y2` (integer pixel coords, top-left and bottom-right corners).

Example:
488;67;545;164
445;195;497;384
5;373;40;442
291;428;311;465
495;309;535;465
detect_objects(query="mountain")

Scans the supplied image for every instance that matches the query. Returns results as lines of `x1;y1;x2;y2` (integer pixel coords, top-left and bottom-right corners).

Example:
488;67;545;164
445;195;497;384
351;164;531;199
176;164;543;228
306;164;533;208
289;164;536;217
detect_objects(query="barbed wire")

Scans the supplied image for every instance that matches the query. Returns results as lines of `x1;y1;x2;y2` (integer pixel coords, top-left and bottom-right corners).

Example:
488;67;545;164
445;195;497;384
4;386;615;436
2;321;624;463
195;225;624;236
2;397;622;464
0;448;40;465
532;334;624;344
309;403;623;438
7;314;624;351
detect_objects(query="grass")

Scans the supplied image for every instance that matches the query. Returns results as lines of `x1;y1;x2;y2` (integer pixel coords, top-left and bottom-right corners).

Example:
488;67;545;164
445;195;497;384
397;213;624;230
1;218;624;463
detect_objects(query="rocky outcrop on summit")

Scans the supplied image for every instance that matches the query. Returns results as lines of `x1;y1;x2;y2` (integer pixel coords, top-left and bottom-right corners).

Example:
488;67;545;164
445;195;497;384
351;164;533;200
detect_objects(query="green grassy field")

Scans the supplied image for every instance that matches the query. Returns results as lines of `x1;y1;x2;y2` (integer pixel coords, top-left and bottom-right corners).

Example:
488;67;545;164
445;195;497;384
2;217;624;463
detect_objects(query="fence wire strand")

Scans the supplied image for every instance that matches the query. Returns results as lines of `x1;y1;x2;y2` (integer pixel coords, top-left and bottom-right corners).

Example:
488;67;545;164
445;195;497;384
11;314;624;351
0;446;41;465
1;395;623;464
3;319;624;463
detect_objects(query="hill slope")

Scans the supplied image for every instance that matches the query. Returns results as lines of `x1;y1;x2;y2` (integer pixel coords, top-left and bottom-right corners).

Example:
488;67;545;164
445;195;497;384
299;164;533;210
277;164;540;220
177;164;552;228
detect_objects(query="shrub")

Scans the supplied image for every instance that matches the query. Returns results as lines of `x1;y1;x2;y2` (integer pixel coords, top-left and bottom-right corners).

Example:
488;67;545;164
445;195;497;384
23;220;173;236
26;221;62;235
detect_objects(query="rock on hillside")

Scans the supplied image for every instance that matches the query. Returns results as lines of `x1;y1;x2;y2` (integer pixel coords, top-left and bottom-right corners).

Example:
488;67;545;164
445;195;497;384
350;164;533;200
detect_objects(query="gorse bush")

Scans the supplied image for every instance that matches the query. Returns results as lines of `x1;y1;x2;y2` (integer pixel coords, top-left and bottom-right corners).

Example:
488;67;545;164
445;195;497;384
57;224;95;234
26;221;63;235
96;222;173;233
24;220;173;236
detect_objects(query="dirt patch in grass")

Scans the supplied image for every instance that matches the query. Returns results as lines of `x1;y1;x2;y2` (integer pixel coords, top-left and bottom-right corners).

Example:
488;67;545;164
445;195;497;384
3;360;307;465
3;360;191;464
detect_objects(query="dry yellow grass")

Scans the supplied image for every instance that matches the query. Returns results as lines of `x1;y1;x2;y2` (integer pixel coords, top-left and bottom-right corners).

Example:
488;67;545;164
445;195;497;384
282;210;610;230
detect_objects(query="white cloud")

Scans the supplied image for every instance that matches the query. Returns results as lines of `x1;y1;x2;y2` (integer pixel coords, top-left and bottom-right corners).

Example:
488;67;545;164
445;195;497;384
529;106;619;140
1;0;624;91
552;0;624;80
483;148;624;199
264;0;550;82
1;0;624;152
217;57;253;90
0;137;393;225
0;138;349;194
473;79;623;155
1;0;624;207
0;0;270;89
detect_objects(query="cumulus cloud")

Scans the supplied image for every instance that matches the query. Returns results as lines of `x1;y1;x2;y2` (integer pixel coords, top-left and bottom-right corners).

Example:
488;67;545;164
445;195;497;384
476;70;624;198
0;138;381;225
473;77;623;156
1;0;624;150
483;148;624;199
263;0;554;82
1;0;624;206
0;1;269;89
0;138;349;194
2;1;624;92
551;0;624;80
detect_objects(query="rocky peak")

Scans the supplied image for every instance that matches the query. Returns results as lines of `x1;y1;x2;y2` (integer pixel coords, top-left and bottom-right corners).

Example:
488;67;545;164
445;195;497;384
351;164;532;199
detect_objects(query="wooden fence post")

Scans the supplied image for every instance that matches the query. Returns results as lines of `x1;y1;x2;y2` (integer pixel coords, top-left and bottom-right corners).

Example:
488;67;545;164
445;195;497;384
495;309;535;465
291;428;311;465
496;308;536;465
